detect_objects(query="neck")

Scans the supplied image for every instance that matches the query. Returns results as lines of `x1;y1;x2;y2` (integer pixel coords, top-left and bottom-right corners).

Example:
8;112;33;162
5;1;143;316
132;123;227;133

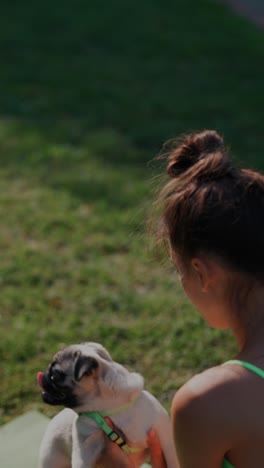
74;389;142;414
230;284;264;355
79;394;140;417
236;325;264;360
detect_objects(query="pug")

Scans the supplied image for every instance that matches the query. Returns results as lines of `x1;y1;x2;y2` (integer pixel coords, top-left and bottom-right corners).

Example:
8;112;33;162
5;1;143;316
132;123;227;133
38;342;178;468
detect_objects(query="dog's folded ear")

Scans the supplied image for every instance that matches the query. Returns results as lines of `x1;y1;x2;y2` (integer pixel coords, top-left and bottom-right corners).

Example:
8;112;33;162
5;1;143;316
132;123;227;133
74;354;99;381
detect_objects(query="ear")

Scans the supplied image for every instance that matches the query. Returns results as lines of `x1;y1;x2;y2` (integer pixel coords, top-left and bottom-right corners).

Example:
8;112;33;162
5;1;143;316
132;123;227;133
191;257;213;292
74;354;99;381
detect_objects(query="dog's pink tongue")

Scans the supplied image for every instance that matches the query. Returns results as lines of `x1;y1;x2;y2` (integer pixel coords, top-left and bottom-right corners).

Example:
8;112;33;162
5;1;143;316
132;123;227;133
37;372;44;388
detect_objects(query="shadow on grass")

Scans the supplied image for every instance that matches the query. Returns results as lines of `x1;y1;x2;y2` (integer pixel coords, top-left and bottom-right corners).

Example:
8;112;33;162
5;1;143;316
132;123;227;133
0;119;154;209
0;0;264;171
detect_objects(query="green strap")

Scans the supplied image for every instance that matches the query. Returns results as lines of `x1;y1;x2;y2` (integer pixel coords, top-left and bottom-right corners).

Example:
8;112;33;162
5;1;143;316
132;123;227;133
224;360;264;380
222;458;234;468
93;395;140;417
79;411;143;454
79;396;143;454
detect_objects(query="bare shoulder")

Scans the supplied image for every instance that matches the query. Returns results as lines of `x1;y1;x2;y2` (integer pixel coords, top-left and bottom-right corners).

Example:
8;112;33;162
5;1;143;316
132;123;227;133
173;363;242;408
170;365;245;466
171;364;244;439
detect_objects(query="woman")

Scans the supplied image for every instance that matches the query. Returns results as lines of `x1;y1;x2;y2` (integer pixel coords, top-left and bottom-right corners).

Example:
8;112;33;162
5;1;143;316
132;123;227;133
103;130;264;467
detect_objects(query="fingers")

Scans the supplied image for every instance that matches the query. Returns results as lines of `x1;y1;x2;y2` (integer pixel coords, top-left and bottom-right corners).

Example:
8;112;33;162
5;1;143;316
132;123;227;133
103;417;133;467
104;416;115;430
104;417;124;455
104;418;166;468
148;429;167;468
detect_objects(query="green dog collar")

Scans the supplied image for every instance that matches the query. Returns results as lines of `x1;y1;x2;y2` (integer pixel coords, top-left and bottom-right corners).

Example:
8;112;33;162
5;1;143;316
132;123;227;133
79;396;144;454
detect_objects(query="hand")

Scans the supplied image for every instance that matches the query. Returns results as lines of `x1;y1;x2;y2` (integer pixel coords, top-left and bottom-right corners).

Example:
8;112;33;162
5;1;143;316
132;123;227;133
148;427;167;468
96;417;167;468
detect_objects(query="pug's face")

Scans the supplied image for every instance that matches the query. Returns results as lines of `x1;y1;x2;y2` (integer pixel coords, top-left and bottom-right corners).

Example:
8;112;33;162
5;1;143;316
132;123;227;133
38;342;112;408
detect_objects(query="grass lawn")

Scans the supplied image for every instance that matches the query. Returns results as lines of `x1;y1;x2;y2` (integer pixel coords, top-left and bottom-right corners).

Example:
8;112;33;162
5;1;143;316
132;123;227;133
1;0;264;424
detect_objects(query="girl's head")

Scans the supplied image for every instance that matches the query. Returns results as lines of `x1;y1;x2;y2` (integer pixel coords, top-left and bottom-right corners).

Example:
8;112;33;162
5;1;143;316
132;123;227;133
156;130;264;326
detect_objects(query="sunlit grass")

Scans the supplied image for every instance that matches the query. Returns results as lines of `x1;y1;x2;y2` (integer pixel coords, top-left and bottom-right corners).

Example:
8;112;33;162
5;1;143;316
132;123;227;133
1;0;263;424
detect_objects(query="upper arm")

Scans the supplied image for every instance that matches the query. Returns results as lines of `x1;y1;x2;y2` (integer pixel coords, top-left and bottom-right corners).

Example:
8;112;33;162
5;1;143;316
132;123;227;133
171;370;234;468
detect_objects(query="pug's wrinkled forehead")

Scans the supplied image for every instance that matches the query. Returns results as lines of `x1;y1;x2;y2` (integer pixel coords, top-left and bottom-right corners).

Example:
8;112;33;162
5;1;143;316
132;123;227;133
54;345;79;362
51;342;113;381
54;342;111;361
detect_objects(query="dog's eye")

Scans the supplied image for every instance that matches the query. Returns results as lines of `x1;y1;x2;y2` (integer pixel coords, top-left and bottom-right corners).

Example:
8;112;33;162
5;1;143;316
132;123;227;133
50;368;66;384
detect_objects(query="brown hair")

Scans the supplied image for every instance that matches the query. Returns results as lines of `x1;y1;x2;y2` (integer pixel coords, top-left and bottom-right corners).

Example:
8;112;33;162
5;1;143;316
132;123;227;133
156;130;264;280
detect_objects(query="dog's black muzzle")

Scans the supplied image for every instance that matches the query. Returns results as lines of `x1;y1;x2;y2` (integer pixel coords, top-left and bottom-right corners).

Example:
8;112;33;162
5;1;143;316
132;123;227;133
40;372;78;408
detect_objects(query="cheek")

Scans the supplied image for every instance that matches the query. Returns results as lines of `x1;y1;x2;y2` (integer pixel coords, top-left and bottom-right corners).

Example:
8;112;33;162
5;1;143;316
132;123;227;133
180;277;194;298
178;270;187;288
181;279;205;310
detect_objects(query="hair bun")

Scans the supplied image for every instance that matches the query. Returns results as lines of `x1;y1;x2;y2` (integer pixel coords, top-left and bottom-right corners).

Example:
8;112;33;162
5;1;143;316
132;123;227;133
167;130;224;178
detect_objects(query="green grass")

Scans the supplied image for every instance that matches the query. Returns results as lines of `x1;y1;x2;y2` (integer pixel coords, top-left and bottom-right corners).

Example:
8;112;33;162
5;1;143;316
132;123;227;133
1;0;263;424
